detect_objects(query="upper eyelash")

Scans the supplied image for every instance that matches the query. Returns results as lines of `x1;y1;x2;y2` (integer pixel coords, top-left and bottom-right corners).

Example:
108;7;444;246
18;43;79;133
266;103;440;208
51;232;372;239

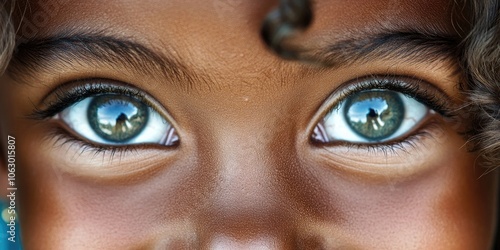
329;76;455;118
28;79;152;120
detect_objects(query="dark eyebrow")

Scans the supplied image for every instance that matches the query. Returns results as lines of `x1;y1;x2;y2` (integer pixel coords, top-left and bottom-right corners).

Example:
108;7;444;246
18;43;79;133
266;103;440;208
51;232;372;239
301;29;461;70
8;33;200;88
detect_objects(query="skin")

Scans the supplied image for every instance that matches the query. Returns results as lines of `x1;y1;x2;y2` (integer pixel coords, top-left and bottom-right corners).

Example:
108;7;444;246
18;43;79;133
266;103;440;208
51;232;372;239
0;0;498;249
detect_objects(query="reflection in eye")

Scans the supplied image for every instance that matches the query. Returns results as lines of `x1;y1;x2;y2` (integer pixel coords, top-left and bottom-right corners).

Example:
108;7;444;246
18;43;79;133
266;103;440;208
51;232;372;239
58;94;178;146
313;89;430;143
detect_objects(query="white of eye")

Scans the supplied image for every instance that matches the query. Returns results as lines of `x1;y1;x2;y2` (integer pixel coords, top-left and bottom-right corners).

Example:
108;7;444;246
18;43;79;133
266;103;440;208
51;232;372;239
320;91;430;143
57;97;177;146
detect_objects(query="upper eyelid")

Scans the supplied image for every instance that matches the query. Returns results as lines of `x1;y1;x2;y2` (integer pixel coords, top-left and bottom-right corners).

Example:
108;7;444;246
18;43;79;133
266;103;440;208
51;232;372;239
325;76;451;113
339;75;452;102
29;79;173;122
39;79;144;106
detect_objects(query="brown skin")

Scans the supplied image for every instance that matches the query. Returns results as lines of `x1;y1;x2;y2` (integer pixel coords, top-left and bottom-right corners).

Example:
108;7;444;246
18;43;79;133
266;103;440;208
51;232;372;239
0;0;498;249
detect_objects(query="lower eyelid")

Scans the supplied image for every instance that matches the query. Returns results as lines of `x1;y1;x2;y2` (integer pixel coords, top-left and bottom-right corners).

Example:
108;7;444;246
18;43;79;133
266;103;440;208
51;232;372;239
314;117;445;152
308;120;449;180
45;126;175;160
38;127;180;182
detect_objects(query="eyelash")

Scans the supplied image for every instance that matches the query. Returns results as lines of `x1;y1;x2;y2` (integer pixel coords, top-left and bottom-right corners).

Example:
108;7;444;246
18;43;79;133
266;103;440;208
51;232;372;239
30;79;154;120
325;121;442;157
330;76;452;117
311;76;454;154
48;127;138;160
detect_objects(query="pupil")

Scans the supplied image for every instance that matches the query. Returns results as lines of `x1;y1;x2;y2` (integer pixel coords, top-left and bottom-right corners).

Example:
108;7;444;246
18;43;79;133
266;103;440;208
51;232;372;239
344;90;404;140
367;108;377;118
88;95;149;142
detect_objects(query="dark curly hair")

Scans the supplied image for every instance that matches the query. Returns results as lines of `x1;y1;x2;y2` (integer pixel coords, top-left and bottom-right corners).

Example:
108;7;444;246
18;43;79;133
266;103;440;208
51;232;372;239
462;0;500;170
0;1;14;74
260;0;313;60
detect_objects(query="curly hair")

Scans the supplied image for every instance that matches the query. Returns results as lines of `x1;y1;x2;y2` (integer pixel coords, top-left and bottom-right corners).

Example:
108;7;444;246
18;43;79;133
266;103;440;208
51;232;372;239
0;2;14;74
260;0;312;60
462;0;500;169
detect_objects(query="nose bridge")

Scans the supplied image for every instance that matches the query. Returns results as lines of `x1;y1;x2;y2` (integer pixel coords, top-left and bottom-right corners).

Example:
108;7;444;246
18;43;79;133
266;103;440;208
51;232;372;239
212;130;278;211
196;121;297;249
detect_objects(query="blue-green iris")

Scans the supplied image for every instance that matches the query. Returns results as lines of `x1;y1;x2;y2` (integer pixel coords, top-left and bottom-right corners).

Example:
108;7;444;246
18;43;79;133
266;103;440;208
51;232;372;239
344;90;404;140
88;95;149;142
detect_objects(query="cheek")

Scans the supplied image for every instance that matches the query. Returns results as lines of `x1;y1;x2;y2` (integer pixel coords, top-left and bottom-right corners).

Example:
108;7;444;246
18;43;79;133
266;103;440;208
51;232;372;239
16;141;203;248
429;138;498;249
306;133;497;248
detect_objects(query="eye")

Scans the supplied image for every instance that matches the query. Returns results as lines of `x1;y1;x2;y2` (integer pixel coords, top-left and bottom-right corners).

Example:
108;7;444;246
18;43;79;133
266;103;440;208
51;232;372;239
312;89;431;143
58;94;178;146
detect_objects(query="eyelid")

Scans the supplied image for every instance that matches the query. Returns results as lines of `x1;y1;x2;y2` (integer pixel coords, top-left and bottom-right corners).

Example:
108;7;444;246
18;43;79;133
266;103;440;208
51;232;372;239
307;75;456;142
29;78;173;123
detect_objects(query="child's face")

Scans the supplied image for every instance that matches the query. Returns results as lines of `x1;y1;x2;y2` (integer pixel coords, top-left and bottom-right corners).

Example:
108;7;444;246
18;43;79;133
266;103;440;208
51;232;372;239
1;0;498;248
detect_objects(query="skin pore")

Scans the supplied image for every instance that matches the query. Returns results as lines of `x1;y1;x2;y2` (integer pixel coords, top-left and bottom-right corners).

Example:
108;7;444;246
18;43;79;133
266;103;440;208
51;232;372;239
0;0;498;249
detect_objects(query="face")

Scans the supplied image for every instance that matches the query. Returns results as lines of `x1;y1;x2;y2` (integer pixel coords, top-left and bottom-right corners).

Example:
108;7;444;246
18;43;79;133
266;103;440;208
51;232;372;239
0;0;497;249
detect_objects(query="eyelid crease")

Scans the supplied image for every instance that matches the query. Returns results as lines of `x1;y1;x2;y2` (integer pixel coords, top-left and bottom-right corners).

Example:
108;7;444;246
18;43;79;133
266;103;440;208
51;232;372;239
27;79;170;123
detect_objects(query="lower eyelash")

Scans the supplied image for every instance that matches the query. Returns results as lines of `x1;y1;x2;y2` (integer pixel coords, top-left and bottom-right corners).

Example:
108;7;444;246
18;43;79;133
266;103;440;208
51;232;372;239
320;119;443;157
46;127;139;162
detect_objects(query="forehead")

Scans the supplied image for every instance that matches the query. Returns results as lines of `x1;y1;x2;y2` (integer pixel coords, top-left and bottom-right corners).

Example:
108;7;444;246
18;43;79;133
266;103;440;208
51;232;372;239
20;0;456;26
17;0;458;51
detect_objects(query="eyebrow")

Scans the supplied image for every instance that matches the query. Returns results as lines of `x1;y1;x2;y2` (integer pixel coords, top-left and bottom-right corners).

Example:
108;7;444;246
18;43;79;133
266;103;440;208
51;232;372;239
8;29;461;86
8;32;202;89
306;29;461;69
